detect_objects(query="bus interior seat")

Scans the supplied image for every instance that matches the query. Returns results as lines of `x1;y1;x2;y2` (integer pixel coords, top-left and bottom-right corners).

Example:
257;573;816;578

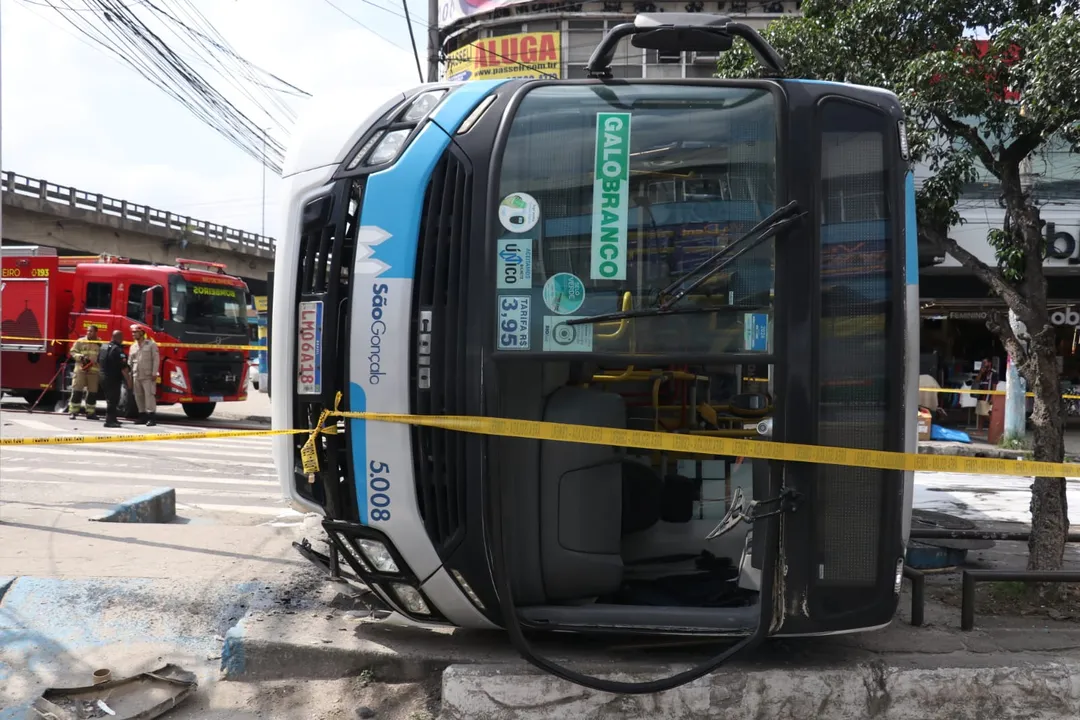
538;385;625;602
537;386;708;603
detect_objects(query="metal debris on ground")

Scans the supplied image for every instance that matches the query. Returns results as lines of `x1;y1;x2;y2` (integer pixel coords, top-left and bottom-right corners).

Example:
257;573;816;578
27;664;197;720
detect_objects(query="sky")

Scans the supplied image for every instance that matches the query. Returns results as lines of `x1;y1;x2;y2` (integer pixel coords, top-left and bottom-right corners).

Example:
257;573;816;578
1;0;428;241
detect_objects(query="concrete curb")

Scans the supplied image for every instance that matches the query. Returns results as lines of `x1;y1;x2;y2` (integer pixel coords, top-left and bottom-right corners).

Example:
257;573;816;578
439;660;1080;720
917;441;1026;460
90;487;176;523
219;613;485;681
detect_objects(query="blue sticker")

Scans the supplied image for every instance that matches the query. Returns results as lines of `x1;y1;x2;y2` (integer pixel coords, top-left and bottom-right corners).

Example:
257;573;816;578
744;313;769;352
542;272;586;315
497;238;533;289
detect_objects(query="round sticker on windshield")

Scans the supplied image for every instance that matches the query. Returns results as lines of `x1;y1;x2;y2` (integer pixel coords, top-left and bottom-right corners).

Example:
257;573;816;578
498;192;540;233
543;273;585;315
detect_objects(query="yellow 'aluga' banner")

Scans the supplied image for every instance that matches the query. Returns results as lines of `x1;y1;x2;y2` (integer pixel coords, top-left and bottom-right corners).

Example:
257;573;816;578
445;31;562;81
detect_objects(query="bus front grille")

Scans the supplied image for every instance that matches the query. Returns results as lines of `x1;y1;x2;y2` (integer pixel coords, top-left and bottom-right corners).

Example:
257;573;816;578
410;147;472;554
291;183;362;521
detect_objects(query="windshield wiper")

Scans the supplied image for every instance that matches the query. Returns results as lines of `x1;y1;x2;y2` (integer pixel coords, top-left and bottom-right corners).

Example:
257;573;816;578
567;201;803;327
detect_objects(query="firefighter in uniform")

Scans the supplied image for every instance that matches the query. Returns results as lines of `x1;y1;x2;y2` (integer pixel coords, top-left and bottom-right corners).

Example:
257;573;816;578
129;325;160;427
68;324;101;419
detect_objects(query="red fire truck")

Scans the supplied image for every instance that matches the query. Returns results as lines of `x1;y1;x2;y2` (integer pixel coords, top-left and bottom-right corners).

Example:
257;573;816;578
1;246;253;420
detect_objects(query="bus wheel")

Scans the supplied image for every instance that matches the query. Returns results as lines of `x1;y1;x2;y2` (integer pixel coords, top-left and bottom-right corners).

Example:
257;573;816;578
182;402;216;420
119;385;140;419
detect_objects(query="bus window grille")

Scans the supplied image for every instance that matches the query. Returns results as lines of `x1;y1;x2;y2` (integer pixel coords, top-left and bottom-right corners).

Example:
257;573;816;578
411;149;471;553
816;104;891;587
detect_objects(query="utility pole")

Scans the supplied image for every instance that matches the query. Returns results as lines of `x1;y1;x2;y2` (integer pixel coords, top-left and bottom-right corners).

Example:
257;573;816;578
426;0;440;81
261;130;267;238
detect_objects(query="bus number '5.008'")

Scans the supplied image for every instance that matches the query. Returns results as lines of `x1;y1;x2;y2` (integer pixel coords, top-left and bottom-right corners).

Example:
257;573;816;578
369;460;391;522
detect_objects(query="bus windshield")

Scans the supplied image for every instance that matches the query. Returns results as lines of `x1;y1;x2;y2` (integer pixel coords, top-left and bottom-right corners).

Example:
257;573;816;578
495;84;778;357
168;276;248;331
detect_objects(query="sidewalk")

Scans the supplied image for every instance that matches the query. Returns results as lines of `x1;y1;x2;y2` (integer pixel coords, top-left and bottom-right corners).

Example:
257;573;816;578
5;509;1080;718
919;424;1080;461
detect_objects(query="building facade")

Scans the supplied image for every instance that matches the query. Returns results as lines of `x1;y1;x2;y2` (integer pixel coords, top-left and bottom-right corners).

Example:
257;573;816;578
437;0;803;82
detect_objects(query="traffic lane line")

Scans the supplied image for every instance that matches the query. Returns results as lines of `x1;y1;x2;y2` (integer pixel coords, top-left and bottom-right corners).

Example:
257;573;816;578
1;406;270;432
0;467;277;487
0;445;276;468
6;477;282;499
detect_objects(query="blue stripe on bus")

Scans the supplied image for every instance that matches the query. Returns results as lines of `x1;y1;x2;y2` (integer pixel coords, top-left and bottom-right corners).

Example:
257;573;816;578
357;79;508;281
349;381;369;524
905;170;918;286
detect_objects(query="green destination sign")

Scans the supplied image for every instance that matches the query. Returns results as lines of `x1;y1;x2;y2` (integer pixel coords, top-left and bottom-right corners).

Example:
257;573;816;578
590;112;632;280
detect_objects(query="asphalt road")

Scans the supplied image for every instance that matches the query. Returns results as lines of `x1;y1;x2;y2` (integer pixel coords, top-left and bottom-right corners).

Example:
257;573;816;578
0;388;300;528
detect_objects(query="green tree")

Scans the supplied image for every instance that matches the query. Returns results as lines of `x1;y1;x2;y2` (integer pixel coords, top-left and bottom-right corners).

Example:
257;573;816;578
718;0;1080;571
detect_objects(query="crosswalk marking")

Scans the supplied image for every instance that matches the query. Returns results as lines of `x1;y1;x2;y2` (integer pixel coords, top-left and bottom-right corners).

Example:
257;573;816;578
0;467;277;486
11;478;279;499
0;446;276;468
2;416;67;432
0;410;297;525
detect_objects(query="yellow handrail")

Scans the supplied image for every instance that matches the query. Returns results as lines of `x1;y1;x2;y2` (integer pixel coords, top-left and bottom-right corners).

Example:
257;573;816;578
595;291;633;340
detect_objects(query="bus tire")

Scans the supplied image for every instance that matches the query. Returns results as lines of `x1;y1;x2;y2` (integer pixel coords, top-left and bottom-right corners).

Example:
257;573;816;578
182;402;216;420
119;385;140;419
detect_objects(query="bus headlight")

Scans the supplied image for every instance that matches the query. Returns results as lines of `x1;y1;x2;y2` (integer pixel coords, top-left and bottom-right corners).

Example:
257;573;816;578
401;89;446;123
450;569;486;611
367;129;411;165
392;583;431;615
357;538;399;573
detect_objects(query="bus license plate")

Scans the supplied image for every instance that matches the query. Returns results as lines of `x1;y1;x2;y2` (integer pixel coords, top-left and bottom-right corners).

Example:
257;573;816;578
296;300;324;395
210;395;224;402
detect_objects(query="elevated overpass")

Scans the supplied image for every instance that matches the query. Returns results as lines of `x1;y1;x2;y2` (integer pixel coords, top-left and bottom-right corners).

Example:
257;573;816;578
1;172;275;293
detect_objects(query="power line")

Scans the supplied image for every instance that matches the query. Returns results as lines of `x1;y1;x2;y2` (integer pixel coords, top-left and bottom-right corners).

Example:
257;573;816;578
25;0;295;173
317;0;413;53
400;0;424;82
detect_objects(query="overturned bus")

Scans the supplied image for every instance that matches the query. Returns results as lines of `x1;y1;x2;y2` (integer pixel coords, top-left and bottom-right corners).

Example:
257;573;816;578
270;14;918;692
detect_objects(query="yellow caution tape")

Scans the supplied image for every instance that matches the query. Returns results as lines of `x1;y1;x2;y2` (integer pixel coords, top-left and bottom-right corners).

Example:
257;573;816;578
1;335;264;353
918;385;1080;400
294;409;1080;479
3;408;1076;478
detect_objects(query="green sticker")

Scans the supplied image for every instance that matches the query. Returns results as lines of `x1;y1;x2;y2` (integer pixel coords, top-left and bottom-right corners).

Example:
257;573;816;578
590;112;631;281
542;272;585;315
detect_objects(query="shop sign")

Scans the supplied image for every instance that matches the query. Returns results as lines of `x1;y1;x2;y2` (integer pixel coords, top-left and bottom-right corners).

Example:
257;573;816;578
445;31;561;81
1051;308;1080;326
1043;222;1080;264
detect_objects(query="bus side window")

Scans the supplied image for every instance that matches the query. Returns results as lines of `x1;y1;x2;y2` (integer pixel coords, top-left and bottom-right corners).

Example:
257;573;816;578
85;282;113;311
128;283;151;322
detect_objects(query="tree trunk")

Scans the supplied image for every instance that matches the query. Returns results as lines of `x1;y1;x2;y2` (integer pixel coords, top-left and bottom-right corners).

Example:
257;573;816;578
1024;330;1070;571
